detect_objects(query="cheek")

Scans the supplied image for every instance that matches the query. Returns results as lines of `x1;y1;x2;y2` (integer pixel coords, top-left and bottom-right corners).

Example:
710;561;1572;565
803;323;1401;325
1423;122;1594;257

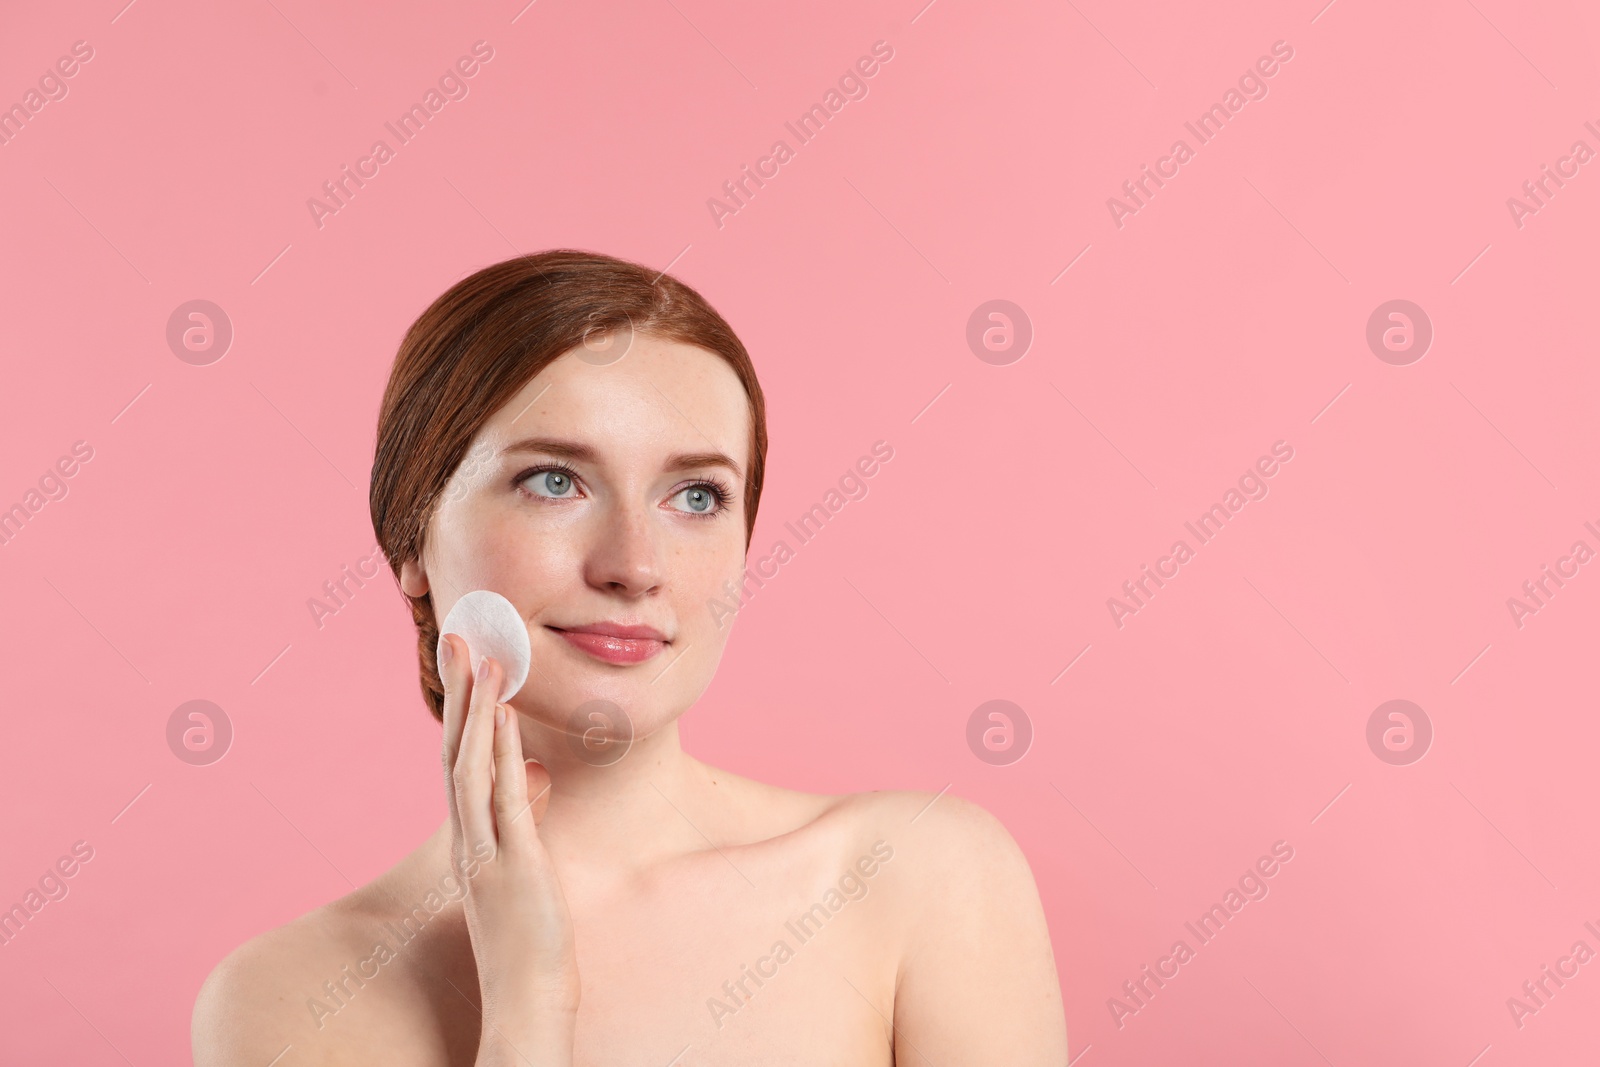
487;525;580;602
675;538;736;584
676;540;748;609
431;501;563;593
652;537;745;673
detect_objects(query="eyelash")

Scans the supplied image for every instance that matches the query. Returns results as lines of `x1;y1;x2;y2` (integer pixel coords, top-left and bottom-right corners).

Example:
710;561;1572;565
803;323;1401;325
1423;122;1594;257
515;461;733;519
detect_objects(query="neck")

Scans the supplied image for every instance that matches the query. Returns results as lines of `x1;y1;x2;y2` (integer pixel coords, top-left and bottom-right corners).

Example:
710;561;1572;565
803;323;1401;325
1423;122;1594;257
413;710;745;903
491;712;737;881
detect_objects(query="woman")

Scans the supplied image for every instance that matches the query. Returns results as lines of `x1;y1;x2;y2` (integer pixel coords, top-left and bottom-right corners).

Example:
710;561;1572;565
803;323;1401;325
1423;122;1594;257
192;250;1068;1065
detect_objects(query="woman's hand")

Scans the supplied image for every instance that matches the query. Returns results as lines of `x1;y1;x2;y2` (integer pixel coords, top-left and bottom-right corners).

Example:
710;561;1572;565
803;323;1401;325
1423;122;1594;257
438;633;579;1066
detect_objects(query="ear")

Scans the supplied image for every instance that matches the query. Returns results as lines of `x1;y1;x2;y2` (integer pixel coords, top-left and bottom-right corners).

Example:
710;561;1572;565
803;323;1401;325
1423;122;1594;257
400;557;430;598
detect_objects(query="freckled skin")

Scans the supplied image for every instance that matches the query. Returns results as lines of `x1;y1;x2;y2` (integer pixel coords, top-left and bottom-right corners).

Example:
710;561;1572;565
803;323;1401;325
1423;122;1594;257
191;337;1067;1066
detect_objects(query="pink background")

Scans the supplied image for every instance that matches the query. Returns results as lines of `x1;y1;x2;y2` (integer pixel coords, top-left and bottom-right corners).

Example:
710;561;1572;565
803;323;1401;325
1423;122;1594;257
2;0;1597;1062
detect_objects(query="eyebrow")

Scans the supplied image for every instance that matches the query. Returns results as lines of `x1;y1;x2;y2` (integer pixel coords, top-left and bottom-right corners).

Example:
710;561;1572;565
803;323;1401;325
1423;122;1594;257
500;436;743;479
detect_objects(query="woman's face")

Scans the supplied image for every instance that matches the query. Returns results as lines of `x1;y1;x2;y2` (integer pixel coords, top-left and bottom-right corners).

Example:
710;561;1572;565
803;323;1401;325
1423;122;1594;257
400;332;752;751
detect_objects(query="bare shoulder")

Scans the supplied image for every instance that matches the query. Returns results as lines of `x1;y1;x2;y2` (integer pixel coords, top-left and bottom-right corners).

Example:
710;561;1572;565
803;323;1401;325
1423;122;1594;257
702;767;1025;902
821;788;1037;902
679;765;1041;930
734;782;1041;931
191;891;396;1067
712;761;1013;853
826;788;1069;1061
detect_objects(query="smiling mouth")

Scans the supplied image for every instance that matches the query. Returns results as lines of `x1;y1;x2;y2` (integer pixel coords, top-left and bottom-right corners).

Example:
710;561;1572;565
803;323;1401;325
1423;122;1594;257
546;626;666;665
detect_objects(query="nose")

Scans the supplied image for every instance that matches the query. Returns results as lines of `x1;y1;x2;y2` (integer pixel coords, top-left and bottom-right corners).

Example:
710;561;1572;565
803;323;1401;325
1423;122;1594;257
582;497;663;597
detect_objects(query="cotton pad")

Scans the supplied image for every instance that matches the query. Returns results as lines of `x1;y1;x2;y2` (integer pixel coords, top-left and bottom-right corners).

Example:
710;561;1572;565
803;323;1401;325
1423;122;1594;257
438;589;532;703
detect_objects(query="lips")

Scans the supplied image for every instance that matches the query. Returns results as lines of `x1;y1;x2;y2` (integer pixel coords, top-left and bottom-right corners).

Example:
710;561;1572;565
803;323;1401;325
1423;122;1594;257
546;622;667;665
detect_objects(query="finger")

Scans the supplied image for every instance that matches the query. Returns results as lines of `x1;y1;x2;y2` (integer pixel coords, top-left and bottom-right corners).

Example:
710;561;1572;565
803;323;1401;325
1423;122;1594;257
491;700;533;851
439;633;474;766
437;633;471;836
454;654;502;860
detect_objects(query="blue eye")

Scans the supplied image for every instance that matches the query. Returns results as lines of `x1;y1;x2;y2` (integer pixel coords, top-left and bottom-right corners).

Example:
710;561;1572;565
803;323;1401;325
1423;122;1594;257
518;463;581;499
673;485;721;514
515;462;733;519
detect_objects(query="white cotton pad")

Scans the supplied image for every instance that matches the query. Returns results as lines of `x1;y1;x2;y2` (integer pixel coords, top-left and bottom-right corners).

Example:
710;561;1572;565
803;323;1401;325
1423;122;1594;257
438;590;532;703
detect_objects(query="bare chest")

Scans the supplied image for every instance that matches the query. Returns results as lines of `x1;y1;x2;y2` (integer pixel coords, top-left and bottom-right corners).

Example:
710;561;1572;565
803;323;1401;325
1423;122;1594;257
563;872;897;1065
320;847;903;1066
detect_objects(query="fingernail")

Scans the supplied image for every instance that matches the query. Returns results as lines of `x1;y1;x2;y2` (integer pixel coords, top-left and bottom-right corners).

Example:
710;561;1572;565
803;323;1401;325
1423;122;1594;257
438;635;454;667
476;657;491;683
495;706;505;726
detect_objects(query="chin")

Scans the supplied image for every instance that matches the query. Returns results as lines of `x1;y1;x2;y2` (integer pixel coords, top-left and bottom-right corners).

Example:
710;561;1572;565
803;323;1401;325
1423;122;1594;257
512;682;681;744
